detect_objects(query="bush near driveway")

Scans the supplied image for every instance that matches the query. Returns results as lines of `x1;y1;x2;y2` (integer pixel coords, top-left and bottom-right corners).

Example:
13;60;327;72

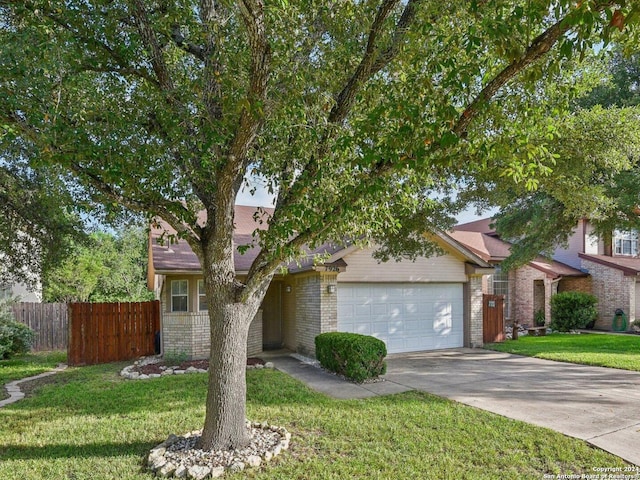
315;332;387;382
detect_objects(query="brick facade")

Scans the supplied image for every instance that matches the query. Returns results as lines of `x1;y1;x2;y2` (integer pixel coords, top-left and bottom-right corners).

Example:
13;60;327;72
467;275;484;347
162;309;263;359
581;259;635;330
513;265;548;326
294;271;338;356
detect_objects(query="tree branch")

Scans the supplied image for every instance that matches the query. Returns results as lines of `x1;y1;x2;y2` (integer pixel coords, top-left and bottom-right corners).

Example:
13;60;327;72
453;2;611;137
329;0;401;124
170;24;206;61
131;0;175;91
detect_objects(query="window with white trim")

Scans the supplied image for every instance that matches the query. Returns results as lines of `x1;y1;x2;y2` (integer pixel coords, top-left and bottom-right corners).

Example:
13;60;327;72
614;230;638;256
488;265;510;318
171;280;188;312
198;280;208;311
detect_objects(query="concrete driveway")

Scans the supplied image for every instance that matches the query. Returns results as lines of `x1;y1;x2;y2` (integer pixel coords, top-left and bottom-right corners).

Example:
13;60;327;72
383;348;640;466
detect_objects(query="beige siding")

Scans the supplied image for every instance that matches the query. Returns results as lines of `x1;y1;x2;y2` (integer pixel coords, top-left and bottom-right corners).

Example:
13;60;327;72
553;221;585;269
337;248;467;283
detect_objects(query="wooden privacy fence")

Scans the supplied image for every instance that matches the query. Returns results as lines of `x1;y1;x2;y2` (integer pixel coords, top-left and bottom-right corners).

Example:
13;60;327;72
483;294;505;344
68;301;160;366
12;302;68;351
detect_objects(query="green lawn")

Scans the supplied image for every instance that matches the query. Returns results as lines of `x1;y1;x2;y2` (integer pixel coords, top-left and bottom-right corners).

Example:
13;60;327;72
0;358;627;479
0;351;67;399
485;333;640;371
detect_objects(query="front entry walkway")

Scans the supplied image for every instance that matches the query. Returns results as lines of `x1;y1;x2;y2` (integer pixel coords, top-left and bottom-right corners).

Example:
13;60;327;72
383;348;640;467
267;349;640;466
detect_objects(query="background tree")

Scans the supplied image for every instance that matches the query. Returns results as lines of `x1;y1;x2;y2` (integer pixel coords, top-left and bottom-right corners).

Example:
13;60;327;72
0;161;83;289
43;227;155;303
1;1;637;452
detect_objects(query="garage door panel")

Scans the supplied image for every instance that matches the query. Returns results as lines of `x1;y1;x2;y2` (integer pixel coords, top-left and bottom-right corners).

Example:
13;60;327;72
338;283;464;354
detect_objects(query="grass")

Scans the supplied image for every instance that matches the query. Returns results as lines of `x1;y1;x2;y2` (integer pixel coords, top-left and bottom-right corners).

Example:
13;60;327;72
485;333;640;371
0;358;628;479
0;351;67;399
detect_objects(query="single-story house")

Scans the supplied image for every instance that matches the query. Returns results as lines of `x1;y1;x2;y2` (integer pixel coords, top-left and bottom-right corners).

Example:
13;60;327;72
147;206;494;359
450;219;591;327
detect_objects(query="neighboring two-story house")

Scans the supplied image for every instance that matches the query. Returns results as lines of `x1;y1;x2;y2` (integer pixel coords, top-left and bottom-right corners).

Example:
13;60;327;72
556;219;640;330
452;218;638;331
450;219;590;328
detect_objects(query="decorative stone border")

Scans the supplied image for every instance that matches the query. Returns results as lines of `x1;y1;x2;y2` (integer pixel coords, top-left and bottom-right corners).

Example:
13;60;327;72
120;357;274;380
147;422;290;478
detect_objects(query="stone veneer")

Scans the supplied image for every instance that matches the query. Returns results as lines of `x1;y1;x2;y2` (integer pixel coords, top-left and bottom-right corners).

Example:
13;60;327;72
294;272;338;356
163;310;263;359
581;258;635;330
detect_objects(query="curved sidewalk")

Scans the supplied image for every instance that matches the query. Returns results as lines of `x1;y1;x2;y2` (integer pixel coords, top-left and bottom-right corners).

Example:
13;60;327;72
0;364;67;408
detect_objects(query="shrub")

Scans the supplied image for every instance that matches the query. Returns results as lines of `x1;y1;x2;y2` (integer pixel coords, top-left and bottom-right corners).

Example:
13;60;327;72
533;309;546;327
0;297;35;359
550;292;598;332
315;332;387;383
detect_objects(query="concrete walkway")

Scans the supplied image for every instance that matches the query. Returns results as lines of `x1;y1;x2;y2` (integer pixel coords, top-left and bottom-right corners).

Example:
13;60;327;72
0;364;67;408
267;349;640;466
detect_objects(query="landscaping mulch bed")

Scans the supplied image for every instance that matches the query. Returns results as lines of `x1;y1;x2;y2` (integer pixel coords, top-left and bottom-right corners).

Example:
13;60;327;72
134;357;265;375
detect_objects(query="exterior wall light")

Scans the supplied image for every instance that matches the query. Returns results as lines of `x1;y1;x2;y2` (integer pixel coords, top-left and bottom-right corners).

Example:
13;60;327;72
285;285;292;293
327;284;336;294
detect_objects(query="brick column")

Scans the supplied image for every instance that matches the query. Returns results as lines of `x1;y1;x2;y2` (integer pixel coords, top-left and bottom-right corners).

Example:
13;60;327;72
294;271;338;356
467;275;484;348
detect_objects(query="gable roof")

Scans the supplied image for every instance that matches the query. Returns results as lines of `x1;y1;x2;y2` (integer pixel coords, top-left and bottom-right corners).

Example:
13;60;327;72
150;206;492;275
452;218;587;279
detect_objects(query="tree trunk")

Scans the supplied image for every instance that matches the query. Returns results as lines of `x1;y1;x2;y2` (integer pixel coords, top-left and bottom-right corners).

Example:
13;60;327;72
197;299;258;451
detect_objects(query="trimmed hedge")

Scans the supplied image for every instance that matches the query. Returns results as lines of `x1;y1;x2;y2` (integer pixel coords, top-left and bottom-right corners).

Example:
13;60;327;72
550;291;598;332
315;332;387;383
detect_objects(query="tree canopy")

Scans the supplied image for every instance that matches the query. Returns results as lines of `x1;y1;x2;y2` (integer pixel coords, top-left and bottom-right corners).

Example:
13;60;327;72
1;0;638;452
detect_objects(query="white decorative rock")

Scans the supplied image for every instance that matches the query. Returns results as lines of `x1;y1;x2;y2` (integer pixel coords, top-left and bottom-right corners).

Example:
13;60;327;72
263;451;273;462
150;373;161;378
187;465;211;480
196;368;207;373
186;366;198;373
210;466;225;478
174;370;186;375
265;362;274;369
246;455;262;468
229;462;245;472
138;374;150;380
159;462;176;477
173;465;187;478
161;369;173;376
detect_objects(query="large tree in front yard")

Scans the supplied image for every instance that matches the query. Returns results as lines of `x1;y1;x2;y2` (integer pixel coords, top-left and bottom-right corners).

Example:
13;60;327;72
1;1;638;451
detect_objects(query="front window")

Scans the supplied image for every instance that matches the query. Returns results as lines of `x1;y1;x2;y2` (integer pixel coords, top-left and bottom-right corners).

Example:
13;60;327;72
614;230;638;256
171;280;188;312
488;265;510;318
198;280;208;311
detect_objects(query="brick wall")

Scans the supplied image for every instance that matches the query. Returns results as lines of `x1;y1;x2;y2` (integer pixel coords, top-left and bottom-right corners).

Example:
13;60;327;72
513;265;546;326
581;259;634;330
468;275;484;347
558;276;592;295
294;271;338;356
162;311;263;359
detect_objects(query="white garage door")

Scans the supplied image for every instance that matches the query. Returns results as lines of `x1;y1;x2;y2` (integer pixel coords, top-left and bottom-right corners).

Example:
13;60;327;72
337;283;464;354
